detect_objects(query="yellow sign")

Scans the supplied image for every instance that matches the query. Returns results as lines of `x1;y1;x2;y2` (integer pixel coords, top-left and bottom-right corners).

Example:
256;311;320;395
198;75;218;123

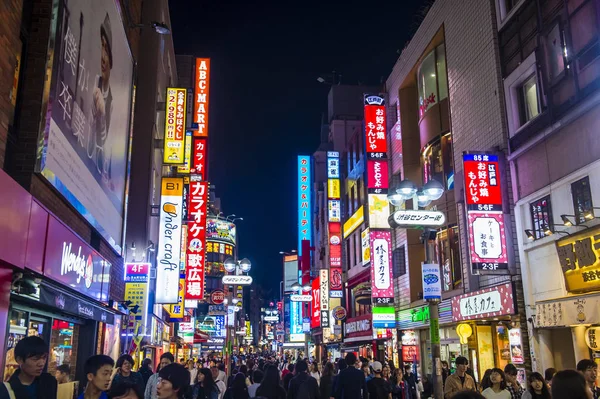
557;226;600;293
163;87;187;164
177;131;192;173
124;282;149;332
328;179;340;199
361;228;370;265
168;278;186;318
343;206;364;238
368;194;391;229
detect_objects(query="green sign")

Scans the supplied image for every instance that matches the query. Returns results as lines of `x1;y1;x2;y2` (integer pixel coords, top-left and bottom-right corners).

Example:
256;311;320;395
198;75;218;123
430;317;440;344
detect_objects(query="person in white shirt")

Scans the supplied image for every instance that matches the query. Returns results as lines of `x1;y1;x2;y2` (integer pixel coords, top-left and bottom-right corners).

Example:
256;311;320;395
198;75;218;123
248;369;263;398
482;368;512;399
310;362;321;386
188;360;198;386
211;366;227;399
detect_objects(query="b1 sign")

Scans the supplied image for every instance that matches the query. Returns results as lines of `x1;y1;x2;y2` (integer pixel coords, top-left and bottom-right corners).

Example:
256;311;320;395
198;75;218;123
422;263;442;301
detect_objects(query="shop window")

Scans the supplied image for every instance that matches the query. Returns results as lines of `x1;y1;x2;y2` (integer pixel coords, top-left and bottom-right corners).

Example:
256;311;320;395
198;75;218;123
49;319;76;375
518;74;540;124
418;51;438;118
529;195;553;239
393;246;406;277
436;44;448;102
423;139;443;186
571;176;594;224
4;309;28;380
436;227;462;291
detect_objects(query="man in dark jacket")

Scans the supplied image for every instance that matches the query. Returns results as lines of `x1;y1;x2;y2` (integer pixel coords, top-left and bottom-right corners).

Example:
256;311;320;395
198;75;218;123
287;360;320;399
334;353;368;399
0;336;57;399
403;365;418;399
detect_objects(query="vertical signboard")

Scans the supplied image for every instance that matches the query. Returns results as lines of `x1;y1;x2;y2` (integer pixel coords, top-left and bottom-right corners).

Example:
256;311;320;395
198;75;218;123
370;230;394;303
422;263;442;301
191;138;207;177
194;58;210;137
156;178;184;303
327;152;343;297
168;275;186;319
163;88;187;164
298;156;312;255
462;153;508;272
186;180;208;300
311;277;321;328
364;95;390;229
176;131;192;174
320;269;330;327
124;263;150;334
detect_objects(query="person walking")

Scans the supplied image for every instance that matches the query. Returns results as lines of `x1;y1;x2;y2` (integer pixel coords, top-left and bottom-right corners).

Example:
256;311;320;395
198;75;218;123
211;366;227;399
284;364;296;393
391;368;411;399
248;370;263;398
333;353;368;399
403;365;418;399
55;364;71;384
320;363;334;399
521;372;550;399
79;355;115;399
441;362;450;388
481;369;510;399
443;356;476;399
0;336;57;399
256;365;287;399
503;365;523;399
224;373;250;399
287;360;320;399
310;363;321;387
113;355;144;388
145;353;175;399
139;359;154;386
156;363;191;399
192;368;220;399
543;369;556;388
577;359;599;399
551;369;593;399
367;361;393;399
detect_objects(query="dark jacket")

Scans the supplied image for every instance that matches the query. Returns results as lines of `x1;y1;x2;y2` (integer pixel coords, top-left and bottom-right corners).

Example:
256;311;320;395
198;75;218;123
284;373;295;392
113;371;145;388
320;375;333;399
256;384;287;399
0;369;57;399
391;380;411;399
333;367;368;399
139;366;153;386
402;373;418;399
287;372;320;399
367;377;391;399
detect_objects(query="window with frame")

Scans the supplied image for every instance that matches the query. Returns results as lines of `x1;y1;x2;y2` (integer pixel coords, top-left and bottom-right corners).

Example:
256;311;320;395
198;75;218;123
436;227;461;291
542;23;567;84
518;74;540;125
530;195;553;239
392;246;406;278
572;176;594;224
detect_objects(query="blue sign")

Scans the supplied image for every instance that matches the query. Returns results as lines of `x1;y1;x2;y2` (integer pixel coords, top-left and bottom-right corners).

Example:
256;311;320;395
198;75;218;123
298;156;312;255
291;300;303;335
422;263;442;301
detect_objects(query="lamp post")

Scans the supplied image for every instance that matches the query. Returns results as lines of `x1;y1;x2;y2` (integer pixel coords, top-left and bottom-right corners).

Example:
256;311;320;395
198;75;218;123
223;257;251;377
387;178;445;399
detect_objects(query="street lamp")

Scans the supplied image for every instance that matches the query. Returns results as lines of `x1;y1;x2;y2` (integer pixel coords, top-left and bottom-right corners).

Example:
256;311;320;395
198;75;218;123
387;178;445;399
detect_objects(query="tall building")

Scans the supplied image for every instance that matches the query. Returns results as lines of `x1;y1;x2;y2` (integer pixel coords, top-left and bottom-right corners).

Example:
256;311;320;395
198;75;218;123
498;0;600;371
384;0;529;379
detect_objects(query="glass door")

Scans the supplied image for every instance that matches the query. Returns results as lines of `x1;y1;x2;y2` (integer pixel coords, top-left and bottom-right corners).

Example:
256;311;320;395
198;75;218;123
4;309;29;381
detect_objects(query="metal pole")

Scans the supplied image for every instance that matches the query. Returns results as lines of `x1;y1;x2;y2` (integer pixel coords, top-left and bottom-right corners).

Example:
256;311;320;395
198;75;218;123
424;229;443;399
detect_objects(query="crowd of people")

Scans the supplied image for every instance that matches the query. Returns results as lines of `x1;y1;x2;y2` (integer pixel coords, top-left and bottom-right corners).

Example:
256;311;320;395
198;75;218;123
1;336;598;399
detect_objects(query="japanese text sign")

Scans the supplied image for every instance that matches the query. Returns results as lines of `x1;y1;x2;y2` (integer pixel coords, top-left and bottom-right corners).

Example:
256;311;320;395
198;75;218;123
370;230;394;300
329;222;342;268
124;263;150;333
163;88;187;164
156;178;184;304
186;181;208;300
168;276;186;319
422;263;442;301
556;226;600;293
389;210;446;228
468;211;508;271
194;58;210;136
451;282;515;321
298;156;312;255
328;179;340;199
124;263;150;283
367;160;389;193
191;138;207;177
327;152;340;178
328;200;341;222
463;153;502;211
320;269;329;327
176;131;192;174
311;277;321;328
364;95;388;158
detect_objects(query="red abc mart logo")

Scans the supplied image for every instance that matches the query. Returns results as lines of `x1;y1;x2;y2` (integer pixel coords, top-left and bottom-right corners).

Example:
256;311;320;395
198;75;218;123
211;290;225;305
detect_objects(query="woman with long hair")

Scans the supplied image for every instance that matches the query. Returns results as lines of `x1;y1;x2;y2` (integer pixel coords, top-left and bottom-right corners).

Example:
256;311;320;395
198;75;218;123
481;368;510;399
310;362;321;386
256;365;286;399
522;372;551;399
391;368;411;399
193;368;220;399
479;369;493;392
224;373;250;399
551;370;592;399
320;363;335;399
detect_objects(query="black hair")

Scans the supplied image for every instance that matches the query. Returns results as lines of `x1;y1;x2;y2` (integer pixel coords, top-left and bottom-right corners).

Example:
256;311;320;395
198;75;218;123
159;363;191;399
252;369;264;384
257;366;281;398
576;359;597;372
228;373;249;399
84;355;115;376
161;352;175;362
345;352;357;366
142;358;152;367
57;364;71;374
14;336;48;361
337;359;347;371
544;367;557;382
455;356;469;366
108;381;143;399
552;369;590;399
452;392;486;399
198;368;218;394
504;363;518;376
528;372;551;399
489;368;507;390
116;354;134;368
295;360;308;373
480;369;493;391
287;363;295;372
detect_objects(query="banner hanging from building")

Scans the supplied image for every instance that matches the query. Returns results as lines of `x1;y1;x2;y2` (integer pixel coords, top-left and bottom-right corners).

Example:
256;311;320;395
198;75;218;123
194;58;210;136
156;178;184;303
163;87;187;164
320;269;330;327
124;263;150;335
370;230;394;303
186;180;208;300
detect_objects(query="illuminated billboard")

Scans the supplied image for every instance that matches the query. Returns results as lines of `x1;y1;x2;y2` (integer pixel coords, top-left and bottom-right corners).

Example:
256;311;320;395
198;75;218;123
370;230;394;302
298;156;312;255
206;218;237;246
163;88;187;164
186;181;208;300
194;58;210;136
284;256;299;292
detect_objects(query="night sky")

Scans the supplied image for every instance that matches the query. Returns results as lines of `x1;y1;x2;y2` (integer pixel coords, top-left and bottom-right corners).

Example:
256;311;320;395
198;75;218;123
169;1;424;296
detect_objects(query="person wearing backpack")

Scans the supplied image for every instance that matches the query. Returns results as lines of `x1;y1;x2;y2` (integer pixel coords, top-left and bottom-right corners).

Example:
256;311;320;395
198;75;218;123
0;336;57;399
287;360;320;399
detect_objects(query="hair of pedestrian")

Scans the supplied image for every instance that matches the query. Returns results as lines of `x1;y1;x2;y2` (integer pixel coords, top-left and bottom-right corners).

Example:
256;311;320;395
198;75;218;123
14;336;48;361
84;355;115;376
159;363;191;398
295;360;308;373
489;368;507;390
253;369;264;384
116;354;134;368
161;352;175;363
57;364;70;374
344;352;357;366
544;367;557;381
552;369;590;399
504;363;518;376
576;359;597;372
455;356;469;366
108;381;144;399
287;364;295;372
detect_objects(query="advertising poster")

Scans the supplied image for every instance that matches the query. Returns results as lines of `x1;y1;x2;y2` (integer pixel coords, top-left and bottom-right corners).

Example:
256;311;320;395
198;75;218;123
37;0;135;253
370;230;394;301
163;88;187;164
176;131;192;174
284;256;299;292
368;194;391;229
156;178;184;304
509;328;524;364
124;263;150;334
362;228;371;265
311;277;320;328
422;263;442;301
206;218;236;245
